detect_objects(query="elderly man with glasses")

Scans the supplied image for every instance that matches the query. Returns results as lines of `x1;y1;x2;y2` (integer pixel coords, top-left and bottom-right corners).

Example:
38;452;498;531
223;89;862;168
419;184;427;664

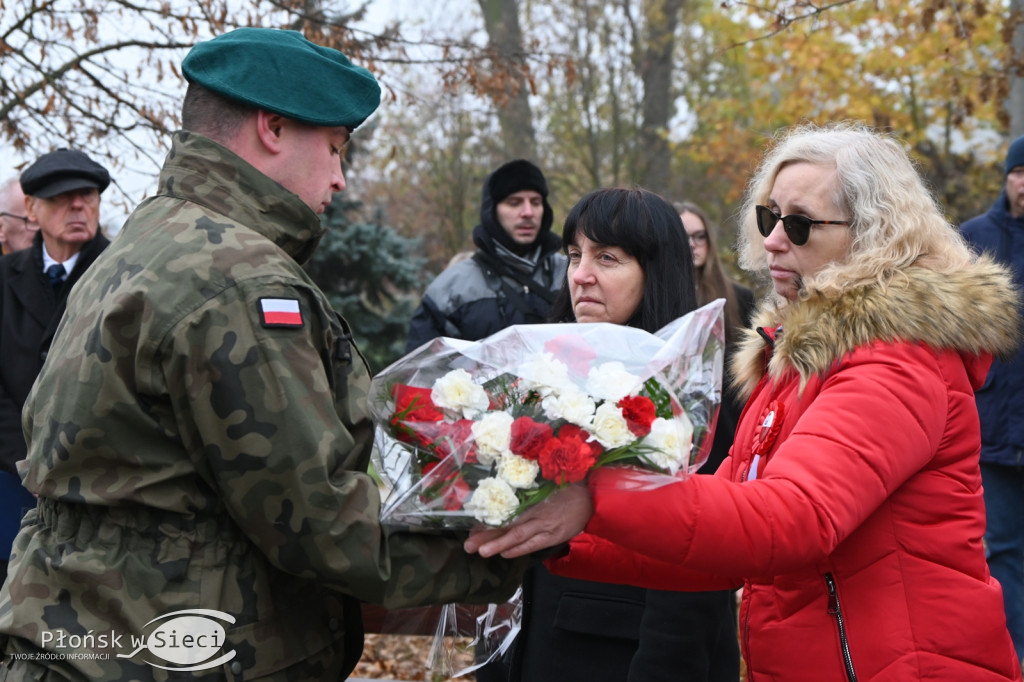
0;148;110;583
0;178;38;255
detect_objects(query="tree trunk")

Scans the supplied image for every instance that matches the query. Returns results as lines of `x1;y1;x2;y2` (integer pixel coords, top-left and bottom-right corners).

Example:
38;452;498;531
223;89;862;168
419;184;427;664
1010;0;1024;139
478;0;538;160
637;0;685;195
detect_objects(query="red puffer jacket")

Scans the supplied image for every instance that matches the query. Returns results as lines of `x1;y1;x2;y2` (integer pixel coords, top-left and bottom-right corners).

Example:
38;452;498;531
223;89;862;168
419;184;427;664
549;260;1023;681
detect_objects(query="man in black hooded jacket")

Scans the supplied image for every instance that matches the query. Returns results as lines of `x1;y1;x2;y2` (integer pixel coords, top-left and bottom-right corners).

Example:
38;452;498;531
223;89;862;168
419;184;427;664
406;159;566;351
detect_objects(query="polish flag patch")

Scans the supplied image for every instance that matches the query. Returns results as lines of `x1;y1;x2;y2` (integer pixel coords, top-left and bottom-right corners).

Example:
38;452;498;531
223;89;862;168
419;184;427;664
259;298;303;328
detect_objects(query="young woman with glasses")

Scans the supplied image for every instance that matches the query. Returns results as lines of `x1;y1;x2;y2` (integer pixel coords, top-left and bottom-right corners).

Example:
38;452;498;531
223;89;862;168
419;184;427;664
676;200;755;474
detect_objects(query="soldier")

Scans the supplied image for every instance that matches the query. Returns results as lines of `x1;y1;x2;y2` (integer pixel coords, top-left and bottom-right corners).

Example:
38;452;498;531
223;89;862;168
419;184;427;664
0;28;527;681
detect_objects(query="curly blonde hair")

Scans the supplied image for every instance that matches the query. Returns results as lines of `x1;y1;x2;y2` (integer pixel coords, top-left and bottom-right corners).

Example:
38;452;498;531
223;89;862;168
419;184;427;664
736;122;973;301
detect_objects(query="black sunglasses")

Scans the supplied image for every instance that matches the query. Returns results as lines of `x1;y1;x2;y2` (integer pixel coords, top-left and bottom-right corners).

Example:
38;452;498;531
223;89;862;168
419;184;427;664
755;205;849;246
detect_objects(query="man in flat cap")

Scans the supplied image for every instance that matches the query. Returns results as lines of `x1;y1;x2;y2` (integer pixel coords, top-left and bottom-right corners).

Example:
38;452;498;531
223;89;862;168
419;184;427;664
0;27;526;681
0;149;110;586
406;159;565;351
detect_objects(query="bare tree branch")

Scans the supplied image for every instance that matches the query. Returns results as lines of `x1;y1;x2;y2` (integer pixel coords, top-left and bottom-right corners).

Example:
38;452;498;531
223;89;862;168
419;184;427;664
720;0;860;48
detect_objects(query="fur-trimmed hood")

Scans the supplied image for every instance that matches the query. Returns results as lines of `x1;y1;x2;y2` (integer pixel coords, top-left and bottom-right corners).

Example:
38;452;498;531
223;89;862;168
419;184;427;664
731;257;1023;400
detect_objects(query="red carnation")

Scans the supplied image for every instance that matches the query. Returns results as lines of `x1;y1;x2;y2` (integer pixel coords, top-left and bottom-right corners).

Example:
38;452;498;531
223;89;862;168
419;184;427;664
390;384;444;447
392;385;443;421
543;334;596;377
434;418;478;463
557;423;599;447
618;395;657;437
538;425;601;485
422;460;471;511
509;416;554;460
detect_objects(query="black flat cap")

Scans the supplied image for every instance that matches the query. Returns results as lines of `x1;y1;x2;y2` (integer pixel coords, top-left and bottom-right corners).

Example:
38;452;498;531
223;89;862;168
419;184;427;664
20;149;111;199
182;28;381;130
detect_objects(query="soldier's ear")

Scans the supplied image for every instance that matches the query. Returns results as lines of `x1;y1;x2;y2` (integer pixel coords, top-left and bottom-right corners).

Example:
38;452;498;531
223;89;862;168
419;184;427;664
255;110;288;152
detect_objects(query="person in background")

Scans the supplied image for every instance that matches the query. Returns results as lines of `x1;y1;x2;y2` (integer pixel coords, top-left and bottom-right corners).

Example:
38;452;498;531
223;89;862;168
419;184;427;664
470;123;1024;681
677;200;755;474
483;188;738;682
0;149;111;585
622;200;757;681
0;28;527;680
0;178;37;255
960;133;1024;668
405;159;566;351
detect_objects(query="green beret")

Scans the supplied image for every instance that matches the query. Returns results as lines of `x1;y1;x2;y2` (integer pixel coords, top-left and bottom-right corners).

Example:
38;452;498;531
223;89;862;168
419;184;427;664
182;28;381;129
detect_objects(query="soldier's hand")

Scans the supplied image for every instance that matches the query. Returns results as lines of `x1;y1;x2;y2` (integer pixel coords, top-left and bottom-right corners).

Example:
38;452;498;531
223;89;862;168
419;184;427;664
464;482;593;559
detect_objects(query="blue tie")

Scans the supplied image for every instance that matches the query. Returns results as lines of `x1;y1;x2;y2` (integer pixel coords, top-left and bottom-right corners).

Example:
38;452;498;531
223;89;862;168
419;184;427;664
46;263;66;287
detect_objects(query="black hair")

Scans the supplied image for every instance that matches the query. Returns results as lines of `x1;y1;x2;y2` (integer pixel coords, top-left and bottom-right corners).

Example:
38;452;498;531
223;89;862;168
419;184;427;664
548;187;698;333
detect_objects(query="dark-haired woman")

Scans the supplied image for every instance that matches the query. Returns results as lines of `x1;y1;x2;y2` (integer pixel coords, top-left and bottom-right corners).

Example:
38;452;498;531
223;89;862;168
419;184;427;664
478;188;739;682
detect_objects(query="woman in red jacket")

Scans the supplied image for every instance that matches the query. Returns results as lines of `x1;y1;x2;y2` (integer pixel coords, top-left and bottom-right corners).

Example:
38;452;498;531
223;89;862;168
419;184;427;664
467;123;1024;681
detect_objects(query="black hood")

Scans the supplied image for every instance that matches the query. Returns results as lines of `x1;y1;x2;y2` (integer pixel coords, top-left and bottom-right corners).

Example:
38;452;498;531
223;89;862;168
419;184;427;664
475;161;557;257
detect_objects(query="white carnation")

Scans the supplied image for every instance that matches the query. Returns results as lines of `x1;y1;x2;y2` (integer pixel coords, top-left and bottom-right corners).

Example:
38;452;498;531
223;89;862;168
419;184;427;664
518;352;573;397
432;368;490;418
542;389;596;428
465;477;521;526
585;361;642;402
497;453;541;489
471;411;515;466
590;402;636;449
643;415;694;474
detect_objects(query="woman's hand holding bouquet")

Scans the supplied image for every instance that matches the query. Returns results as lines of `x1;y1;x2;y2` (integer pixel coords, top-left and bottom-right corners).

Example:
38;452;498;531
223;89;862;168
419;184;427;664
464;481;593;559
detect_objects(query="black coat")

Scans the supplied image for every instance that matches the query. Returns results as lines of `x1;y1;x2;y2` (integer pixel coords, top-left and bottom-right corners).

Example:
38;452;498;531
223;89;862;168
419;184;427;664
478;568;739;682
0;232;110;474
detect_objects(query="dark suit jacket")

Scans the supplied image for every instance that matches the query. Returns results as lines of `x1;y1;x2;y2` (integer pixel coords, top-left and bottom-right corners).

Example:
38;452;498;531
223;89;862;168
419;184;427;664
0;231;110;474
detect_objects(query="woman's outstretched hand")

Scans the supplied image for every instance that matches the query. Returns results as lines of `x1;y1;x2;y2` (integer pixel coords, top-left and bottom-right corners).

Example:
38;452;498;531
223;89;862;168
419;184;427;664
463;481;594;559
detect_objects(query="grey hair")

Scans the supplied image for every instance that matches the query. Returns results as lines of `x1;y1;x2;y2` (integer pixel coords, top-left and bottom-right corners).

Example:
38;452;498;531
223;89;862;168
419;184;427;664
0;177;23;212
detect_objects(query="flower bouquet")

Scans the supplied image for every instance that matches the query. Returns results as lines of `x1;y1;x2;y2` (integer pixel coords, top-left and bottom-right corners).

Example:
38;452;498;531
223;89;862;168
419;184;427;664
370;299;725;530
369;300;724;677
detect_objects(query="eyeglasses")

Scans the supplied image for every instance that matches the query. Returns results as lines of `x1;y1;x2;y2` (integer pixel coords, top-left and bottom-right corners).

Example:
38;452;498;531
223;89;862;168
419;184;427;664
41;188;100;208
755;205;849;246
0;212;39;230
688;231;708;246
0;212;29;223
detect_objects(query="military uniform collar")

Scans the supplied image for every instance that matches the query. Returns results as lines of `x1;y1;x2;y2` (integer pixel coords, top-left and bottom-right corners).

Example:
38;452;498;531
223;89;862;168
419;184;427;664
158;131;326;264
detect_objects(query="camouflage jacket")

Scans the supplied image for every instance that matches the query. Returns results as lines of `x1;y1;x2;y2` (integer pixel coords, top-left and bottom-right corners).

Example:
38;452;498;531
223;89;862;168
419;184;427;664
0;132;526;681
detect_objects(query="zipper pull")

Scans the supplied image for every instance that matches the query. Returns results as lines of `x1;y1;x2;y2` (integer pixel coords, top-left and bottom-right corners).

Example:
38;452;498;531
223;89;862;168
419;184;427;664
825;573;839;614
